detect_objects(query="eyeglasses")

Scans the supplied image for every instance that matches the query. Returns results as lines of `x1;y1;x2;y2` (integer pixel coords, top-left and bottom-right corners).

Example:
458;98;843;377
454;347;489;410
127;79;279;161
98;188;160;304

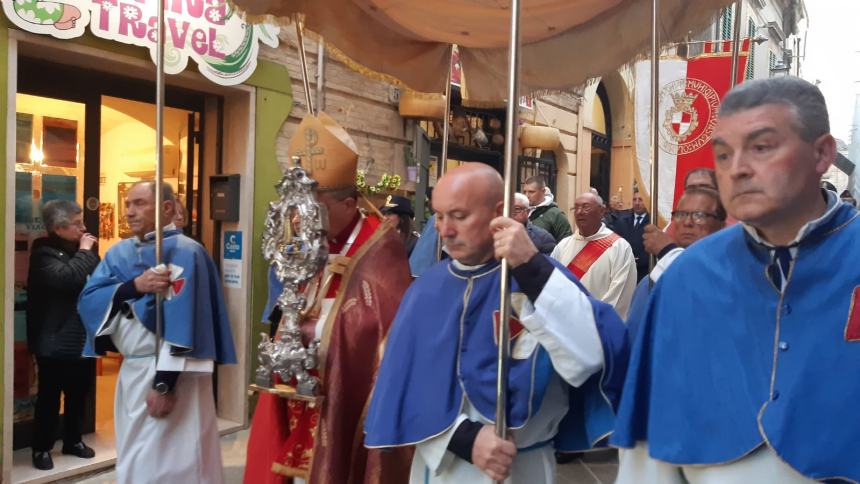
671;210;720;225
512;206;528;214
572;205;598;213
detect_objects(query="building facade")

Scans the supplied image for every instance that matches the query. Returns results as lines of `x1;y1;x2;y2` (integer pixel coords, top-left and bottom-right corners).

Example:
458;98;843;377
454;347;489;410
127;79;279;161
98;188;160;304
576;0;807;214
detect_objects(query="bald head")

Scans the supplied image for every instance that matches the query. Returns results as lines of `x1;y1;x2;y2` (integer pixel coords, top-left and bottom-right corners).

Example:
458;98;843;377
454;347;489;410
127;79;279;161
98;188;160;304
433;163;505;265
436;163;504;207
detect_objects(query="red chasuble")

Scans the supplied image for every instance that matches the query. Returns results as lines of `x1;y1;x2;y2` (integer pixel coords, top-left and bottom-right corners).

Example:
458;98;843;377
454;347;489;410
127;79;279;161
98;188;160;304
566;233;620;279
244;215;413;484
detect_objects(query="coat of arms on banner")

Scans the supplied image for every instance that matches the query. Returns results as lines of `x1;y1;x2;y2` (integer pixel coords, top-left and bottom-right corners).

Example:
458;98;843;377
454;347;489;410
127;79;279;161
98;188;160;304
2;0;279;86
658;77;721;157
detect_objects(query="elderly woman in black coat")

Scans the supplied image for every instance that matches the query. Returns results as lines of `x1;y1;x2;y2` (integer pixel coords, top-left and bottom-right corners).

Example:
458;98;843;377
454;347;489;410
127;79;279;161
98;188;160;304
27;199;100;470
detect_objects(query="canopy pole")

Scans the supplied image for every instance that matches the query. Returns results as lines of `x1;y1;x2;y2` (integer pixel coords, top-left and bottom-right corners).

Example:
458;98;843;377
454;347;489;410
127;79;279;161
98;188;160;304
295;13;315;116
495;0;521;472
154;0;166;366
436;45;454;261
729;0;743;88
649;0;660;269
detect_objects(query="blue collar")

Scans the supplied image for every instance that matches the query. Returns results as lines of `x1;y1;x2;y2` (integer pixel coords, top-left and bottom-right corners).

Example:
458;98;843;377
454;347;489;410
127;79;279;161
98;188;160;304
448;258;501;278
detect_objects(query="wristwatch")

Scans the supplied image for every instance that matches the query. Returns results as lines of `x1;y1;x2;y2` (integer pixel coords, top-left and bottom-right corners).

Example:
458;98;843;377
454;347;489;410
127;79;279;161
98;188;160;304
154;382;171;395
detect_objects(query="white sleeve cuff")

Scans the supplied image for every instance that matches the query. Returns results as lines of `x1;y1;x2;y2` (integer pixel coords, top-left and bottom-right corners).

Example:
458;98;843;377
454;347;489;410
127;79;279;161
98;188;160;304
518;268;603;387
155;340;214;373
416;413;469;476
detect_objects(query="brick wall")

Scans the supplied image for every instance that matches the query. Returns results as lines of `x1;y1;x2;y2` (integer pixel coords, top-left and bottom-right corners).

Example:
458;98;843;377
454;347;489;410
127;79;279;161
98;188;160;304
259;29;411;189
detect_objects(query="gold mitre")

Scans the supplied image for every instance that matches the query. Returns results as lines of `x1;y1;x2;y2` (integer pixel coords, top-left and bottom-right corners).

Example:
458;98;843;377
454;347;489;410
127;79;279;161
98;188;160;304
286;112;359;190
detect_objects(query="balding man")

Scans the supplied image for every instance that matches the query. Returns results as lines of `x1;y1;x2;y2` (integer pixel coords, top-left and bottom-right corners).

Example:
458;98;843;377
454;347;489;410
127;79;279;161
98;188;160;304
364;163;629;483
551;192;638;318
512;192;556;254
613;77;860;482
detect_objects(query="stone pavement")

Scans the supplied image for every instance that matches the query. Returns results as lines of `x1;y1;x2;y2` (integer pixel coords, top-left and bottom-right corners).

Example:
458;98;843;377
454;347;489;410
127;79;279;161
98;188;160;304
63;429;618;483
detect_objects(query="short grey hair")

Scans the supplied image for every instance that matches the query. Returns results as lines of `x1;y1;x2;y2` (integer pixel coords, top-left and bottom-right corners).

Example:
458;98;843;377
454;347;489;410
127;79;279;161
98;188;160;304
42;199;82;233
513;193;529;206
719;77;830;142
580;191;605;207
131;180;175;202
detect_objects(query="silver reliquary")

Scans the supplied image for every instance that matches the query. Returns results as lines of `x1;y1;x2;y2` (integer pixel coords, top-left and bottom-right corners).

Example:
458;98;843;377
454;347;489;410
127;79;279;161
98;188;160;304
253;161;329;401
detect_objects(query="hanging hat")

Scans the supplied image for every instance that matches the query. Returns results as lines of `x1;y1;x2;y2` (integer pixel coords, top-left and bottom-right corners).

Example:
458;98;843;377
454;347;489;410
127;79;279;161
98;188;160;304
379;195;414;219
286;112;359;190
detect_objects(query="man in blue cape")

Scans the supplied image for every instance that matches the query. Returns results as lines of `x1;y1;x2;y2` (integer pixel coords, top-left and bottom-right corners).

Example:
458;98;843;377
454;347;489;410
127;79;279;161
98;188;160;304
364;163;629;483
78;181;236;484
613;77;860;483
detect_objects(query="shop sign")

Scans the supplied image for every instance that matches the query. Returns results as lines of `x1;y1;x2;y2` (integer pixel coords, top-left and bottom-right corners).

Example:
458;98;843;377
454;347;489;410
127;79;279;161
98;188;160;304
223;230;242;288
2;0;279;85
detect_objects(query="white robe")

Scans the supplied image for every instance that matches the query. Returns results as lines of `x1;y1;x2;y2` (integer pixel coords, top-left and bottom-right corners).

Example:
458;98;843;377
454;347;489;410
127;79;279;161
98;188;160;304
412;267;606;484
97;312;224;484
616;443;817;483
551;224;637;318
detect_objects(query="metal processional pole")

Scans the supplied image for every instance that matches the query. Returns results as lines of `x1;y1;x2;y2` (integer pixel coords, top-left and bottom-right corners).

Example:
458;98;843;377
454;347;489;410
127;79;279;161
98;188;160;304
295;14;316;116
436;45;455;262
729;0;743;88
495;0;521;473
649;0;660;270
154;0;166;365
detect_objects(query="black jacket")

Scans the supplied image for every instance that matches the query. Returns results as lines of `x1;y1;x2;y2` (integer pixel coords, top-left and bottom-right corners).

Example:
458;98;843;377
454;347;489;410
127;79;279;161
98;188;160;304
616;210;650;281
26;236;100;359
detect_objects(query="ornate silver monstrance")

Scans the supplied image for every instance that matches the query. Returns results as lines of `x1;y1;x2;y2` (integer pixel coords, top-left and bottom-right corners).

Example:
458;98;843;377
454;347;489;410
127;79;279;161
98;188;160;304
253;160;329;401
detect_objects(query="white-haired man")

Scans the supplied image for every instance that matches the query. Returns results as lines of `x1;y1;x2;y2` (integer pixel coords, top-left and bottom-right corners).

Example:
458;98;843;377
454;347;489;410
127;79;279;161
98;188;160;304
512;192;556;254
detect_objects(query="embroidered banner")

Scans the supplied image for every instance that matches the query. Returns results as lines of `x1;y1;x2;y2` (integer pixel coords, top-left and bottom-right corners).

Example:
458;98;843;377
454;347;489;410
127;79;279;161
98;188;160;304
634;39;750;220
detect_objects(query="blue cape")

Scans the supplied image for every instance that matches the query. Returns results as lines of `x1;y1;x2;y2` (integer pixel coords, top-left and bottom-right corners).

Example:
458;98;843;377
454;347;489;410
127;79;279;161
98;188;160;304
625;276;653;344
612;203;860;481
78;230;237;364
408;214;440;277
365;256;628;451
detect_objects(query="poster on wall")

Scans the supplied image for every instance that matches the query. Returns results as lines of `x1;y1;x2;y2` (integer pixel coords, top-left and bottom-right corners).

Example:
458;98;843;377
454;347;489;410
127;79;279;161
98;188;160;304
2;0;280;86
117;181;134;238
222;230;242;289
99;202;115;238
16;113;33;164
42;117;78;168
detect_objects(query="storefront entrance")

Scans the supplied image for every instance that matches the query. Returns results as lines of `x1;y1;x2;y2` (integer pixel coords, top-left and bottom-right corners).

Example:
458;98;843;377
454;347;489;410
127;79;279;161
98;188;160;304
12;57;210;480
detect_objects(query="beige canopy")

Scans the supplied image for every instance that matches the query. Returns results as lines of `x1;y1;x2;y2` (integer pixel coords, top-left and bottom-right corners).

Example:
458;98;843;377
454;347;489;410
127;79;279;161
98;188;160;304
233;0;733;104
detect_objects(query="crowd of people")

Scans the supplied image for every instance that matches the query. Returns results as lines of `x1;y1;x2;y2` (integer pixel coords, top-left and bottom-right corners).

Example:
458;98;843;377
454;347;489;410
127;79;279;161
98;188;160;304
24;76;860;483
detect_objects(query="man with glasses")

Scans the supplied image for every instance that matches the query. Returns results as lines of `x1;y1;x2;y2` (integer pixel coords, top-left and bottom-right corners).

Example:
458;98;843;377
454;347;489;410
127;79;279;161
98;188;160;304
614;77;860;482
625;187;726;340
642;168;720;260
551;192;637;318
512;192;556;254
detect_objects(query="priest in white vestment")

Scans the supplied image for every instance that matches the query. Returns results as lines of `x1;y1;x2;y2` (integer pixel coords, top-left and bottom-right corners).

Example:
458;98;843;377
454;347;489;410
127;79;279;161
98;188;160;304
551;192;637;318
78;181;236;484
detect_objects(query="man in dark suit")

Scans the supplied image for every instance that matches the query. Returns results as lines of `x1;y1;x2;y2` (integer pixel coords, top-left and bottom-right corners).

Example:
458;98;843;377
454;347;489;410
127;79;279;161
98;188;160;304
617;189;649;281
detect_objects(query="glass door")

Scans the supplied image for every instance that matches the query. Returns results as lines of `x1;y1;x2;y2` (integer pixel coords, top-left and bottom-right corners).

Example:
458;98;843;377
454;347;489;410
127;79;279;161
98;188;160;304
94;96;201;434
13;58;207;458
13;94;91;449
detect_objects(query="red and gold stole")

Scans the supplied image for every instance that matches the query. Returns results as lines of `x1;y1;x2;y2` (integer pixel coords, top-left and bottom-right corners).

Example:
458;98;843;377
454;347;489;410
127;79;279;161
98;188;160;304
566;233;620;279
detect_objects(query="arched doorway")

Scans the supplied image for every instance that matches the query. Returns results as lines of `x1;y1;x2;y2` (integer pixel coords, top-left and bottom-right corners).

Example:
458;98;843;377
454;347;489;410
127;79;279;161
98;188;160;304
590;82;612;200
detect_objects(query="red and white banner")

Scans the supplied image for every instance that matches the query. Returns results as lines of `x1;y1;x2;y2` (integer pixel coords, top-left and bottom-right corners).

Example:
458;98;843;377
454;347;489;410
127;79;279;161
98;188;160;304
635;39;750;220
